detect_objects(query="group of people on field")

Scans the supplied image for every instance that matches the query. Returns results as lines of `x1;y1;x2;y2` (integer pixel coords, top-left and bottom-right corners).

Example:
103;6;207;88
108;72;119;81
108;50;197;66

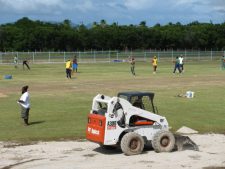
129;54;185;75
16;56;79;126
16;53;224;126
13;54;79;80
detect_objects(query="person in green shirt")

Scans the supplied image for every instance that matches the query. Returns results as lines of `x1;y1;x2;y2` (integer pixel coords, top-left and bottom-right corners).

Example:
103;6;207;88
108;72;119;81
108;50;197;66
14;56;18;68
129;56;136;76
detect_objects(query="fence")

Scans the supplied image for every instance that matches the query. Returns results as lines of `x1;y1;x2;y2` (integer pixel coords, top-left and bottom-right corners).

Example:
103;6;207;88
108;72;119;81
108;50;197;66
0;50;224;64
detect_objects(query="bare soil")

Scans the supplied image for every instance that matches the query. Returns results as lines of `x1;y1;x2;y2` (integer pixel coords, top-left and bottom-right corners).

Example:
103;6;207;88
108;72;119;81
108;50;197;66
0;134;225;169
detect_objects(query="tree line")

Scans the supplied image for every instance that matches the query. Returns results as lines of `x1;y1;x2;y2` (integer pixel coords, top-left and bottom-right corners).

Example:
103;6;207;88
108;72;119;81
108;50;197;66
0;17;224;51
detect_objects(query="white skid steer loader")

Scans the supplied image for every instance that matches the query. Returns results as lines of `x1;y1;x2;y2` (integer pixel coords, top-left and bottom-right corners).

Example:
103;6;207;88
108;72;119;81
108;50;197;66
86;92;198;155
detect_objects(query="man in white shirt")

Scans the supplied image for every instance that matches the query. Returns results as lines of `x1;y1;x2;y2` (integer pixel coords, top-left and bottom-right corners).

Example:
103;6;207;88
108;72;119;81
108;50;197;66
179;55;184;72
17;86;30;125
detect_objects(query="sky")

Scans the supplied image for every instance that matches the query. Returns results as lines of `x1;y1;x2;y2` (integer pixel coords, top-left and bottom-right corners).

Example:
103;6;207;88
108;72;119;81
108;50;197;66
0;0;225;26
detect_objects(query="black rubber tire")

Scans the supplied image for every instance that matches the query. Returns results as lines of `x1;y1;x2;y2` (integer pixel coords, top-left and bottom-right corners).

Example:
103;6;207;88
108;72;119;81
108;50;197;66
120;132;144;155
152;130;175;153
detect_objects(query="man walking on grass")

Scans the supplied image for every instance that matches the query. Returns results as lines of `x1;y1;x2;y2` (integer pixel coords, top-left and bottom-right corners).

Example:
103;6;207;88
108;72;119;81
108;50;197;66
23;60;31;70
152;56;158;74
173;56;182;74
66;59;72;79
129;56;136;76
179;55;184;72
17;85;30;126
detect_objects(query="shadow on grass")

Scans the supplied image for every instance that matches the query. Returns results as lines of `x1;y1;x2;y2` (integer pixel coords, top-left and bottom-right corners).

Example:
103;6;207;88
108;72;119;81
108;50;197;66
29;121;45;125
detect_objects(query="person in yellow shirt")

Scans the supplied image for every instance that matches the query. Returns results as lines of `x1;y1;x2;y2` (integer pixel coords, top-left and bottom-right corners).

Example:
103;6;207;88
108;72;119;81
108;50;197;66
66;59;72;79
152;56;158;74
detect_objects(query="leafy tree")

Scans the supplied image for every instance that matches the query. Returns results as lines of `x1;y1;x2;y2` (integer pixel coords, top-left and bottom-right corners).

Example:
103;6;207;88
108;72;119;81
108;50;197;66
0;17;225;51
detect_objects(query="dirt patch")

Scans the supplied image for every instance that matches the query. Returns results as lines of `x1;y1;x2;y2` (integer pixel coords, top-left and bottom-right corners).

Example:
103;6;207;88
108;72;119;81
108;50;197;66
83;153;97;157
0;93;8;98
3;142;37;148
0;159;45;169
0;134;224;169
203;167;225;169
189;155;201;160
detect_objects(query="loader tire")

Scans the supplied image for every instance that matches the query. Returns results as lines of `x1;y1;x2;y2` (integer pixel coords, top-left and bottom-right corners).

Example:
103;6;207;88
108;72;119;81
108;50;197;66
152;130;175;153
120;132;144;156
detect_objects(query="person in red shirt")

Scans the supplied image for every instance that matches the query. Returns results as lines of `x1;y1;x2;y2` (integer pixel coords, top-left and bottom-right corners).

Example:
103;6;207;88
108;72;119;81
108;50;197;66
73;56;78;73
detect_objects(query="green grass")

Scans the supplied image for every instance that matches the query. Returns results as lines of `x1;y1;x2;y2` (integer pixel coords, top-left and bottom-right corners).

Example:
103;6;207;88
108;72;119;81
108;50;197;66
0;61;225;141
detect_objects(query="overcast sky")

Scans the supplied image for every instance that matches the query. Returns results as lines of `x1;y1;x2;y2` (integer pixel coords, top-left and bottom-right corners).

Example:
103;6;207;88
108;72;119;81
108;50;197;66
0;0;225;26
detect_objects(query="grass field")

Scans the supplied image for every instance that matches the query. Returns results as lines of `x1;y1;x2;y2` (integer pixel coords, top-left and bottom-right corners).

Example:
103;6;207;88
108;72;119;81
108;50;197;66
0;61;225;141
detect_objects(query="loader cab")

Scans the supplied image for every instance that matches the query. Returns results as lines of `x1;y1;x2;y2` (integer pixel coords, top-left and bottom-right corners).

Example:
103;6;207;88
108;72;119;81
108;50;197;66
94;102;108;116
117;91;157;113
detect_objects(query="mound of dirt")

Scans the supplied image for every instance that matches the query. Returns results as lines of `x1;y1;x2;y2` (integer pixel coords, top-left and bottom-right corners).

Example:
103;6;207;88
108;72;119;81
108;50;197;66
176;126;198;134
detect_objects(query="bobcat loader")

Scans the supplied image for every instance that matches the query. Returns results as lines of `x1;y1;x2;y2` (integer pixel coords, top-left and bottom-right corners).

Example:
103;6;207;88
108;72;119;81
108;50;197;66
86;92;198;155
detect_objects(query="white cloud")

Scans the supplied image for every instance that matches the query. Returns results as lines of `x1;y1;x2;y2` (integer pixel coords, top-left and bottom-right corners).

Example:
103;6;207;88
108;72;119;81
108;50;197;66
174;0;198;6
208;0;225;14
71;0;95;12
1;0;64;11
124;0;155;10
0;0;224;25
0;0;65;15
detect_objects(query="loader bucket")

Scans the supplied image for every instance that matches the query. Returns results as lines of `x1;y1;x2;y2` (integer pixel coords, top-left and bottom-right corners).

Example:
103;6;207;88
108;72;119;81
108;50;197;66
174;134;199;151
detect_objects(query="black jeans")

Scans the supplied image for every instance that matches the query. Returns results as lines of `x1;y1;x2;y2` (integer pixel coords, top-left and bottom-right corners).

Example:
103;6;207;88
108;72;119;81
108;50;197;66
66;69;72;78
